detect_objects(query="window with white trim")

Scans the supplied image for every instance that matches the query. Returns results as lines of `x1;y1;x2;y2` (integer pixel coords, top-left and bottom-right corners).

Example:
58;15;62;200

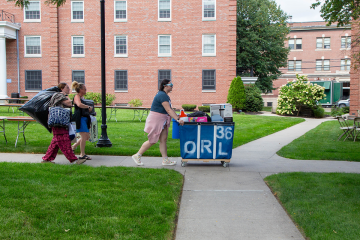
203;0;215;21
25;70;42;90
159;0;171;21
158;70;171;89
288;60;301;71
72;70;85;84
24;36;41;57
115;36;128;57
316;37;330;49
71;1;84;22
341;59;351;71
158;35;171;57
72;36;84;57
341;36;351;49
202;70;216;90
289;38;302;50
114;1;127;21
115;70;128;90
202;34;216;56
316;59;330;71
24;1;41;22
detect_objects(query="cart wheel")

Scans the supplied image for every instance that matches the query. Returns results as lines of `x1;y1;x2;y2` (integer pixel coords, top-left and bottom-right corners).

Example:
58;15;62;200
181;162;186;167
221;161;224;165
223;162;228;168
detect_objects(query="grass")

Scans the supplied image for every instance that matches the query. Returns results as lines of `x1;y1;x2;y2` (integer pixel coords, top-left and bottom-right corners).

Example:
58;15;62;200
265;172;360;240
0;107;304;157
262;106;272;112
277;120;360;161
0;162;183;239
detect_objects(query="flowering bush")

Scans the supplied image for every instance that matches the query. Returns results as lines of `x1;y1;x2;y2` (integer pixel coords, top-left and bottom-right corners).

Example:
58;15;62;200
276;74;326;116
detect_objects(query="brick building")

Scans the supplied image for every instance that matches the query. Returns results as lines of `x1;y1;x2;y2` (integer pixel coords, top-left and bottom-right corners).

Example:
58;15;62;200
349;20;360;116
262;21;352;109
0;0;236;108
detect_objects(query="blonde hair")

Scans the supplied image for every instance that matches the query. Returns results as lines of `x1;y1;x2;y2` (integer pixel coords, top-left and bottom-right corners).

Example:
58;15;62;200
71;81;85;93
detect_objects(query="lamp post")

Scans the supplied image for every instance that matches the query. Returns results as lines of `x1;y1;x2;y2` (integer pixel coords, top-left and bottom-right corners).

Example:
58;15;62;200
97;0;112;147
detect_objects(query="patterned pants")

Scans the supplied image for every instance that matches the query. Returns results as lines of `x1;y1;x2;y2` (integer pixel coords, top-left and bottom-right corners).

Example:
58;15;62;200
42;127;78;162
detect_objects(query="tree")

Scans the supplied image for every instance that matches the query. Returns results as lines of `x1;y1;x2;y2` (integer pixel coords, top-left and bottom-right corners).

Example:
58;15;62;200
311;0;360;27
227;76;246;111
276;75;326;116
8;0;66;8
237;0;290;93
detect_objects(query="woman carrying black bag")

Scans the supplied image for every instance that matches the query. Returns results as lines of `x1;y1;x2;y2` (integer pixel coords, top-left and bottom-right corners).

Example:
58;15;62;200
42;83;86;164
71;81;93;160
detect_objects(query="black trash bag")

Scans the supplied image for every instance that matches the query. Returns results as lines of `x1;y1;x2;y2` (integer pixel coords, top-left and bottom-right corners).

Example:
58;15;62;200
80;99;96;117
19;86;62;132
187;111;211;122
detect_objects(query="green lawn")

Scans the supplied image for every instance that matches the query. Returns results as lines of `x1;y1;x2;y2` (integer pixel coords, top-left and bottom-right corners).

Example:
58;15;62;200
0;162;183;239
277;120;360;161
265;172;360;240
0;107;304;157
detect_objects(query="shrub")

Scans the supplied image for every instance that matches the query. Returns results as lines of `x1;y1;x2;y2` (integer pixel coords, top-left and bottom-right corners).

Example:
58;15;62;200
227;76;245;111
276;74;326;116
312;105;325;118
128;99;143;107
182;104;197;111
105;94;116;106
68;92;116;106
243;84;263;112
331;106;349;117
198;106;210;112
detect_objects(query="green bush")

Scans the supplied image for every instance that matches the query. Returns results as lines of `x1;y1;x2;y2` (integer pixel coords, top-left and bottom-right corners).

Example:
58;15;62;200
105;94;116;106
182;104;197;111
198;106;210;112
227;76;245;111
312;105;325;118
331;106;349;117
243;84;263;112
128;99;143;107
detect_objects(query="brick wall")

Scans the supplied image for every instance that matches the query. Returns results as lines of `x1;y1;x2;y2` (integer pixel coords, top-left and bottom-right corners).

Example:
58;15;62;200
350;20;360;116
3;0;236;109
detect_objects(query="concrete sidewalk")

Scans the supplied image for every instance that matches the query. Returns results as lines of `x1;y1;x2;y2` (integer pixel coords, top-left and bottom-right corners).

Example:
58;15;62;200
1;114;360;239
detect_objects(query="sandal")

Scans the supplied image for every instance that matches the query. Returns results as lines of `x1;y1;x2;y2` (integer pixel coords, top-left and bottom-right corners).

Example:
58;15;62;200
79;155;92;160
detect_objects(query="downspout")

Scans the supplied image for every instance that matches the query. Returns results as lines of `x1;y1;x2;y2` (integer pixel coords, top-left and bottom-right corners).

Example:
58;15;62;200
16;29;20;94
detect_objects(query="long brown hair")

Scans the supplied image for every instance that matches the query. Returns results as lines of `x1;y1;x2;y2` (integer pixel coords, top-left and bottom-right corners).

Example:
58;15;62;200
57;82;68;90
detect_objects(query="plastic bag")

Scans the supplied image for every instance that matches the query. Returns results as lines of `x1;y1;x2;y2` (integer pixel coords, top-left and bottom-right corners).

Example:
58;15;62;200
19;86;62;132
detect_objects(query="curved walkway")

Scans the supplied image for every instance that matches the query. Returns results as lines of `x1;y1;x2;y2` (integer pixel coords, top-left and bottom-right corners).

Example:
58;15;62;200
1;115;360;239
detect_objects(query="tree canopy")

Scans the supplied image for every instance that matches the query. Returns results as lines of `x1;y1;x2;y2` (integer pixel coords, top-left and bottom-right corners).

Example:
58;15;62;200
311;0;360;27
236;0;290;93
8;0;66;8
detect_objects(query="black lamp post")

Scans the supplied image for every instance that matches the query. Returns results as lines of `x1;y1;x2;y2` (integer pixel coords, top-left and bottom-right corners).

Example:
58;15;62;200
97;0;112;147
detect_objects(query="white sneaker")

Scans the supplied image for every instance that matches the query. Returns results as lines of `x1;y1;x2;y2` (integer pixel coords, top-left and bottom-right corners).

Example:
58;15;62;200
132;154;144;166
162;158;176;166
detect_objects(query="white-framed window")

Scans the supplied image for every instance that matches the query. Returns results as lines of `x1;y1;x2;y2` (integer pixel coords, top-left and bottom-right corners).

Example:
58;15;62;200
316;59;330;71
114;36;128;57
24;1;41;22
316;37;330;49
202;34;216;56
341;36;351;49
341;59;351;71
71;1;84;22
72;70;85;84
25;70;42;91
158;0;171;21
72;36;85;57
288;60;301;72
289;38;302;50
203;0;216;21
158;35;171;57
115;70;128;91
202;70;216;90
24;36;41;57
114;0;127;22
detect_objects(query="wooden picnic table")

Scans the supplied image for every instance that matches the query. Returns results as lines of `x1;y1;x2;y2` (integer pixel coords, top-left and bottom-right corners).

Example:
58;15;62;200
6;116;36;147
0;103;24;114
0;116;7;144
0;98;29;102
94;106;150;122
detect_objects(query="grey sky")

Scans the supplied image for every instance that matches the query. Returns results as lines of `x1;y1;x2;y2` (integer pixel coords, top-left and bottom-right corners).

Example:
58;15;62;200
274;0;324;22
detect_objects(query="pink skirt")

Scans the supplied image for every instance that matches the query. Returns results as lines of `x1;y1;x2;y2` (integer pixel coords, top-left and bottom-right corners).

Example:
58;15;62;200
144;111;171;144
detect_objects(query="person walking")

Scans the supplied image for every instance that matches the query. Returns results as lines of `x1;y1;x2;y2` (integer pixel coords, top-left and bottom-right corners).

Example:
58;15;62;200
71;81;93;160
132;79;184;166
42;83;86;164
